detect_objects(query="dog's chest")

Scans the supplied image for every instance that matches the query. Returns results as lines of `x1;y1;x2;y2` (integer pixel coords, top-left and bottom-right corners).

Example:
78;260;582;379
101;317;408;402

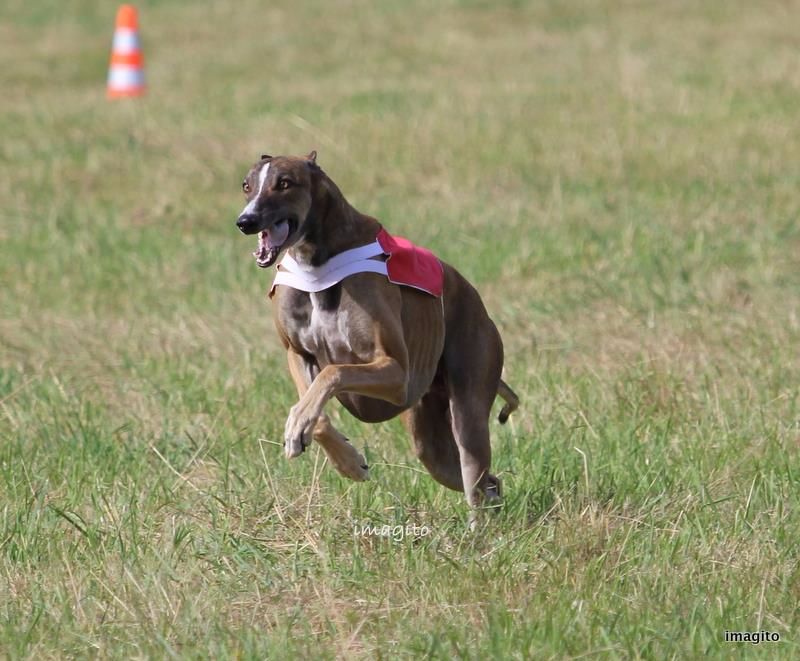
280;287;361;363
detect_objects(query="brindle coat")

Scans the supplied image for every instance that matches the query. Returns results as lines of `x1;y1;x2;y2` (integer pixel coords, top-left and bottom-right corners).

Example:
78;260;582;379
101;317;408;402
236;152;518;511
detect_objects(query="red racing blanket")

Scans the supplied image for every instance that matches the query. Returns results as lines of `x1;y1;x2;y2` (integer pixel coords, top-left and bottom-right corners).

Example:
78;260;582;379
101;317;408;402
375;229;443;297
270;228;444;297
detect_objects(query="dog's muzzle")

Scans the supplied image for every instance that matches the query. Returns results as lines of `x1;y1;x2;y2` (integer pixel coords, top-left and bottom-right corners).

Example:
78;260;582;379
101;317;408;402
237;216;295;268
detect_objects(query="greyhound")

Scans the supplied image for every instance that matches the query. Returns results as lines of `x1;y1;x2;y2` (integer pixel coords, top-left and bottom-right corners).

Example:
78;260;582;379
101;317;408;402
236;151;518;513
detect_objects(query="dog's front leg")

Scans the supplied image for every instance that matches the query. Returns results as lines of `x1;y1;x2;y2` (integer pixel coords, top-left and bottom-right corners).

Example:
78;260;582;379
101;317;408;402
284;355;408;455
284;350;369;480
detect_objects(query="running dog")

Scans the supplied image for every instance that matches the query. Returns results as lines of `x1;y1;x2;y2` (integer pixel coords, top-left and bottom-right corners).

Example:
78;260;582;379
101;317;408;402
236;151;518;513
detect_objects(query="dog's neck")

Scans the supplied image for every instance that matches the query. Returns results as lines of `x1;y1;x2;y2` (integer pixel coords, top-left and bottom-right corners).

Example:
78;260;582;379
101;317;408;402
289;169;381;268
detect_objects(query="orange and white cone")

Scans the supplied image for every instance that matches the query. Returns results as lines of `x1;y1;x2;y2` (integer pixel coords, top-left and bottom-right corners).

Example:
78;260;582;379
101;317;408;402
107;5;145;98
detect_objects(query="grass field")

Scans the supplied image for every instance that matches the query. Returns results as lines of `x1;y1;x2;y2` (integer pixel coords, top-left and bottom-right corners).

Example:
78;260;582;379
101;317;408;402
2;0;800;657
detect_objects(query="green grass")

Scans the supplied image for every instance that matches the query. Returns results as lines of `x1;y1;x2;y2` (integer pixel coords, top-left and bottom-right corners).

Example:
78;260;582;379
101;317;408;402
2;0;799;657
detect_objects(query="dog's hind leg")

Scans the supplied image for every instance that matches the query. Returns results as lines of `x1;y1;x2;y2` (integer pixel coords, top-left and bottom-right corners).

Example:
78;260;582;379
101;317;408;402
448;390;500;511
402;380;463;492
286;350;369;481
442;314;504;514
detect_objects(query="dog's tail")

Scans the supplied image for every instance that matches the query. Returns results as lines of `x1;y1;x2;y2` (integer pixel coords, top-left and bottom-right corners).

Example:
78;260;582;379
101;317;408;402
497;379;520;424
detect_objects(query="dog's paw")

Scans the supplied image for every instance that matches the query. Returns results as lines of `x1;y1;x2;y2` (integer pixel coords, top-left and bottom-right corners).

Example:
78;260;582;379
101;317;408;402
284;437;306;459
284;404;316;459
486;474;503;501
330;450;370;482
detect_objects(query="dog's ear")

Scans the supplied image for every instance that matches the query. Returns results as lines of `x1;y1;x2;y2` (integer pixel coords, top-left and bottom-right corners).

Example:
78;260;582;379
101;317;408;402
260;153;272;161
306;150;318;166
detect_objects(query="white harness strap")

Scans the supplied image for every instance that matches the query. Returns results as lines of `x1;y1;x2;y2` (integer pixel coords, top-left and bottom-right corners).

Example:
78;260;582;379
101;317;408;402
272;241;388;293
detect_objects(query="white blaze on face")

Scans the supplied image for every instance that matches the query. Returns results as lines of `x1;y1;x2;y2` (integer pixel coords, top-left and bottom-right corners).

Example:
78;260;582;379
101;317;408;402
241;161;270;216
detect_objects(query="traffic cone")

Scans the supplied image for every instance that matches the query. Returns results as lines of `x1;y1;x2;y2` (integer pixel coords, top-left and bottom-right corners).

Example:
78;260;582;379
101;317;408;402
107;5;145;98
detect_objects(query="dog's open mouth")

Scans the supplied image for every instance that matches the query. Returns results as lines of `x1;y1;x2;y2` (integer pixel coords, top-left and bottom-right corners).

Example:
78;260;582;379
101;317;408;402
254;219;295;268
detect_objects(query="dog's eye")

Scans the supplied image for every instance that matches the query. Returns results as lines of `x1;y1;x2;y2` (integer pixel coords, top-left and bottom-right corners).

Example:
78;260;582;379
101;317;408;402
242;180;251;194
278;179;292;190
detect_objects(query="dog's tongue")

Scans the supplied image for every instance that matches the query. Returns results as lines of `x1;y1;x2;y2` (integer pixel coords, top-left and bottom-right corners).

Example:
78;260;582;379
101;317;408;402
254;220;290;268
266;220;290;248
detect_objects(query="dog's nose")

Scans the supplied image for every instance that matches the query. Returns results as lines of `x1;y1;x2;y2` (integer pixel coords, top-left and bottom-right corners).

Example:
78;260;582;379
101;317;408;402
236;214;259;234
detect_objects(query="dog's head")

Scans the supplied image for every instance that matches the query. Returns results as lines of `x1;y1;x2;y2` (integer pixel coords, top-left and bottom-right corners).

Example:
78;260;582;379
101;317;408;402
236;151;319;268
